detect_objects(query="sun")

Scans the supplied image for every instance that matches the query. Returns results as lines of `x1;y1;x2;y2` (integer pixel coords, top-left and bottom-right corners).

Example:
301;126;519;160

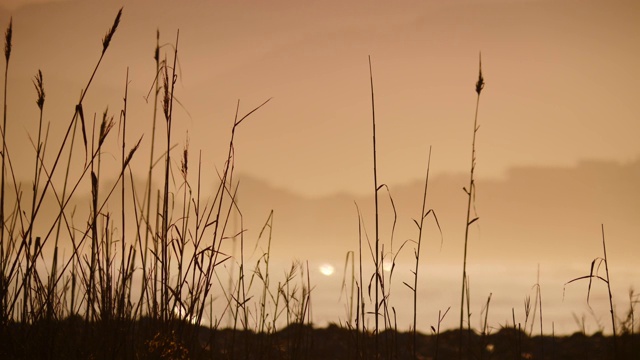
319;263;335;276
383;260;393;272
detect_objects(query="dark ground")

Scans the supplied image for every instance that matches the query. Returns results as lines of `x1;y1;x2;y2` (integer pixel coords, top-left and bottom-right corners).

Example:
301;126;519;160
1;317;638;359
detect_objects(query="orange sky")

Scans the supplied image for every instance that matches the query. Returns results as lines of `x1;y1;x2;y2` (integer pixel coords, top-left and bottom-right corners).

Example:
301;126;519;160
1;0;639;196
1;0;639;334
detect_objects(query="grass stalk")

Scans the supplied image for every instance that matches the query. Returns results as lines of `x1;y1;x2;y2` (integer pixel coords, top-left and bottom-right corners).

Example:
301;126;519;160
355;202;366;357
339;250;355;326
530;265;544;357
406;146;443;359
0;18;12;324
160;29;179;322
459;53;485;359
601;225;617;358
480;293;492;360
367;55;381;356
564;224;618;358
434;307;450;360
118;68;130;320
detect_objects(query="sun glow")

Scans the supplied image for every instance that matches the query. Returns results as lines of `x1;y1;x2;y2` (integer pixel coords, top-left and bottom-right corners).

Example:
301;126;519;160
383;260;393;272
319;264;335;276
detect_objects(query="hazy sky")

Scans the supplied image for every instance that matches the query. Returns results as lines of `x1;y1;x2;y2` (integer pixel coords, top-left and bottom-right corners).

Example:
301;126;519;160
1;0;639;196
1;0;639;334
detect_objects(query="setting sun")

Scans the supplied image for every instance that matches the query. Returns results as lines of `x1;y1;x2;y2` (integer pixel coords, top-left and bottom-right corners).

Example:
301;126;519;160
319;263;335;276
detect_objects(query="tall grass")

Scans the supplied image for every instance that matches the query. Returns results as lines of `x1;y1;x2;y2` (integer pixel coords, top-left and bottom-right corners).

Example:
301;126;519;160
367;56;382;354
0;9;637;360
0;18;11;326
404;146;443;359
0;9;303;357
565;224;620;359
459;53;485;359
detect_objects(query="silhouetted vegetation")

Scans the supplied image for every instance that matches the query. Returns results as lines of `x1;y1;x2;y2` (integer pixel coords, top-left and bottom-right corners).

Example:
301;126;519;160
2;318;638;359
0;8;637;360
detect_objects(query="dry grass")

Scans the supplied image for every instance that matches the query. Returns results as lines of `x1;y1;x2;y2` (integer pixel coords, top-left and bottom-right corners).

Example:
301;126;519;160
0;9;637;360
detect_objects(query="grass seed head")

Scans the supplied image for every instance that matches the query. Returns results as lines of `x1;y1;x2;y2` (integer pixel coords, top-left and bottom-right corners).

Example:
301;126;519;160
33;70;45;110
102;8;122;54
4;17;12;62
99;108;115;147
162;62;171;121
123;137;142;169
181;135;189;179
476;52;485;95
154;29;159;62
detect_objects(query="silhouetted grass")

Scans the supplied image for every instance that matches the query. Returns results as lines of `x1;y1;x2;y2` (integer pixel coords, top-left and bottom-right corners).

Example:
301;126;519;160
0;9;638;360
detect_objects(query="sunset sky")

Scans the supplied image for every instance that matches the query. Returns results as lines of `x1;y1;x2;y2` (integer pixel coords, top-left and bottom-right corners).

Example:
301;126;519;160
1;0;639;335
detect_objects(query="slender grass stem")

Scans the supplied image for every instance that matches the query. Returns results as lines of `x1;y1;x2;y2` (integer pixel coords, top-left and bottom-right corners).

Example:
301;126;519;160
411;147;435;359
367;55;381;356
602;224;617;359
0;18;12;323
459;53;485;359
